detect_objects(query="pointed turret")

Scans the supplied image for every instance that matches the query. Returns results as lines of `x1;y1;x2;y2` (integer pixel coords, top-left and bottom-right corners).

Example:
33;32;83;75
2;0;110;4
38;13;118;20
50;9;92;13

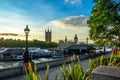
65;36;67;43
47;28;49;32
74;34;78;44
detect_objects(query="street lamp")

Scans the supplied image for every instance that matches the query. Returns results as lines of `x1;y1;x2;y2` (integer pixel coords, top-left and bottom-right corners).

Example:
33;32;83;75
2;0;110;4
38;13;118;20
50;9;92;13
86;37;89;56
23;25;30;63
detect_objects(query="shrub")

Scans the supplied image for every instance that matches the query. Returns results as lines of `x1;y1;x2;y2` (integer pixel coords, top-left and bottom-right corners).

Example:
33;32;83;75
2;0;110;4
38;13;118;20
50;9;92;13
25;62;49;80
25;62;38;80
58;57;89;80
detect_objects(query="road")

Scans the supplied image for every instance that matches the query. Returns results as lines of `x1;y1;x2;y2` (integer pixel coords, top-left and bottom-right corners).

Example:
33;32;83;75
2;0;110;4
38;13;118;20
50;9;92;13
4;59;89;80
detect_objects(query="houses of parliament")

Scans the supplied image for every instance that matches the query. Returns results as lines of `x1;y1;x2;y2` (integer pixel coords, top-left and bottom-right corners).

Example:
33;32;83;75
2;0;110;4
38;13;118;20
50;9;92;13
45;29;78;48
45;29;89;48
58;34;78;48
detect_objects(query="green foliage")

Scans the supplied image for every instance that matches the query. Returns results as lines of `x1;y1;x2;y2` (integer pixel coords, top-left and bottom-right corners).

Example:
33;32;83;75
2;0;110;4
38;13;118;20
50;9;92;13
0;38;58;48
87;0;120;46
45;65;49;80
25;62;38;80
25;57;90;80
58;58;89;80
25;62;50;80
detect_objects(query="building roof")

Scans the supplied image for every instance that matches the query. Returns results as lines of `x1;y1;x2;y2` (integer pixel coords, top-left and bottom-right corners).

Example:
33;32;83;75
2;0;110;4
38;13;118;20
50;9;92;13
66;43;96;50
0;48;24;54
66;44;88;49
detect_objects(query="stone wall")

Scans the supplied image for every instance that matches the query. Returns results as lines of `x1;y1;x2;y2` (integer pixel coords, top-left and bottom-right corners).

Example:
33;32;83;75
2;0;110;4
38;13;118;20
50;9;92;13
92;66;120;80
0;66;22;79
37;58;70;70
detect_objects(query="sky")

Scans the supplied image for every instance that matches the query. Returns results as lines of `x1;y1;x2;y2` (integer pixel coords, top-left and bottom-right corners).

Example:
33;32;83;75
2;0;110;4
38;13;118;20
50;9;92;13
0;0;94;43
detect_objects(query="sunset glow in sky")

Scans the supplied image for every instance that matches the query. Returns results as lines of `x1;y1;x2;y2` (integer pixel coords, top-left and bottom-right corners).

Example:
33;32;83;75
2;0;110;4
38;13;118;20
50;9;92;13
0;0;94;42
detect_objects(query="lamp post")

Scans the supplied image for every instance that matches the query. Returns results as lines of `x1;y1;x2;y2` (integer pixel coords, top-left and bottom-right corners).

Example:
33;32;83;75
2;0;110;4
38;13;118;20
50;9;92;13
86;37;89;56
23;25;30;63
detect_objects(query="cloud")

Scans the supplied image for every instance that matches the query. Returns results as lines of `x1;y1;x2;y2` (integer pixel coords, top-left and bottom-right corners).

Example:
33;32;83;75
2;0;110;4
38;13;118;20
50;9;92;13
0;11;45;40
0;33;19;36
64;0;82;5
0;1;45;38
47;15;90;41
50;15;89;29
0;10;42;34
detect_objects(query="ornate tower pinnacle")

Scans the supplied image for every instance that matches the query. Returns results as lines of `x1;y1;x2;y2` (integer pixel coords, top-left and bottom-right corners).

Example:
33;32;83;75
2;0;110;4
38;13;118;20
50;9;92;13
65;36;67;43
74;34;78;44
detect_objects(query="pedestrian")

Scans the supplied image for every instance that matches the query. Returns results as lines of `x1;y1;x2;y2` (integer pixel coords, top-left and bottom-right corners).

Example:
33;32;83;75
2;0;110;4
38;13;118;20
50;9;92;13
73;54;76;62
113;47;118;55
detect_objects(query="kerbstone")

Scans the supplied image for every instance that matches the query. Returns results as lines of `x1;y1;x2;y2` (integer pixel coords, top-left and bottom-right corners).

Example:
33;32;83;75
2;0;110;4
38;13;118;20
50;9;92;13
92;66;120;80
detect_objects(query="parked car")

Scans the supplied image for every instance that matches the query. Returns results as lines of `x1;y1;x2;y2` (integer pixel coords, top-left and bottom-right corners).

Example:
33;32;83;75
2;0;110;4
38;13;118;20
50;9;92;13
94;47;112;54
13;55;23;60
89;46;112;58
105;47;112;53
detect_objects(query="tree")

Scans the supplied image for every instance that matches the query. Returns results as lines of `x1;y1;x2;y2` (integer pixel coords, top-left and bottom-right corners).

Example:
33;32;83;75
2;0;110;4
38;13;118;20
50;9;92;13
0;38;58;48
47;42;58;48
87;0;120;46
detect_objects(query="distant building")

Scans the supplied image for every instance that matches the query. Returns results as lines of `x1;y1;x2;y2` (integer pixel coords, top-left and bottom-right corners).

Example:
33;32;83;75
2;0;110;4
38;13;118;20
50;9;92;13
45;29;52;42
58;34;90;49
59;34;79;48
64;43;89;55
65;36;67;43
74;34;78;44
58;36;74;48
58;39;74;49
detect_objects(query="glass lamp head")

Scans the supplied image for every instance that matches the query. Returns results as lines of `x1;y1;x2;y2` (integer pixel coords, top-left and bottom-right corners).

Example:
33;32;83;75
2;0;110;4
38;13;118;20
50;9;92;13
24;25;30;34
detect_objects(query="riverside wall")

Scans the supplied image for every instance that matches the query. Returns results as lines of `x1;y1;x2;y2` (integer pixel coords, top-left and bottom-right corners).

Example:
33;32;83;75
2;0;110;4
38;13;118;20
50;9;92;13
0;58;70;79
